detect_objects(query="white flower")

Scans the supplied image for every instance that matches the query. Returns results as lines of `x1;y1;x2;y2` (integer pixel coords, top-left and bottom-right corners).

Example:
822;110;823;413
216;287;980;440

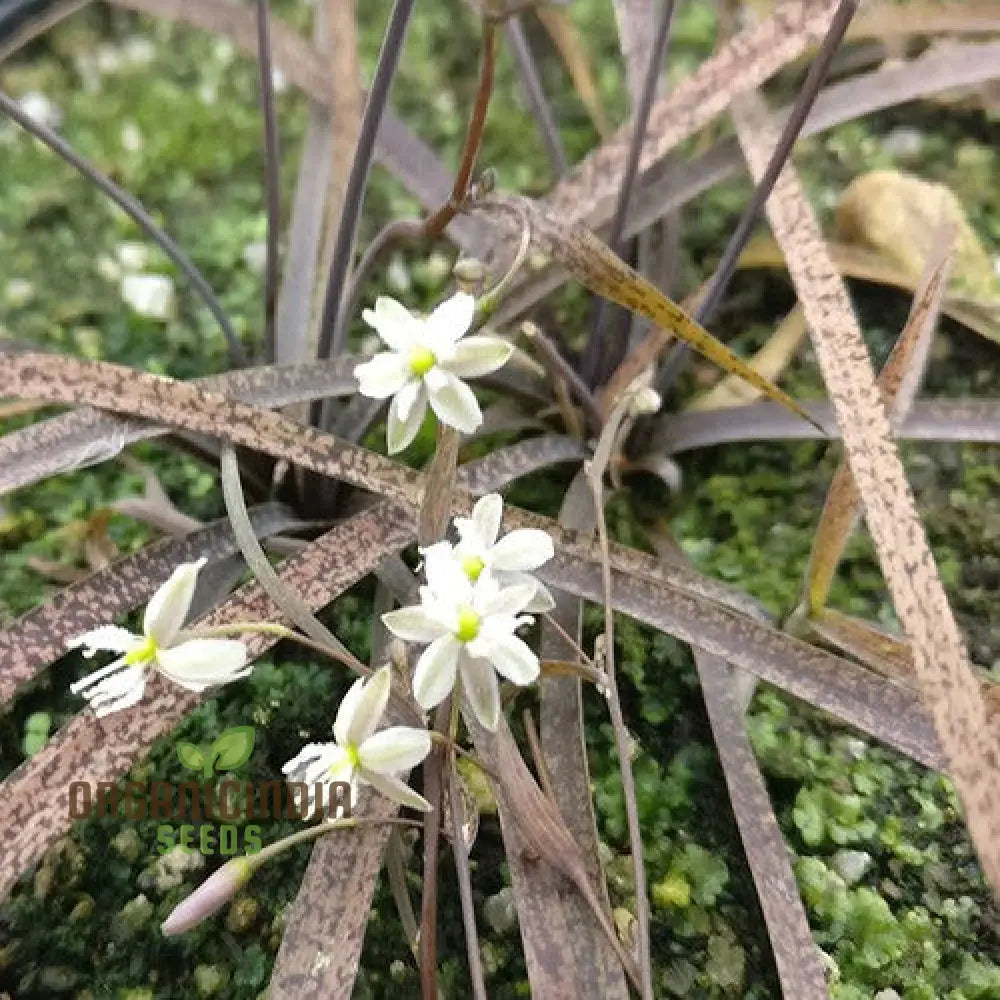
282;665;432;815
68;559;249;717
353;292;513;453
422;493;555;613
382;558;540;731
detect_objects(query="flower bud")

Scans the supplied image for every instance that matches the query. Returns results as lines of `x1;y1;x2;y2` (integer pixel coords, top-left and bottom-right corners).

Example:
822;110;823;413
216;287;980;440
453;257;486;289
161;857;254;936
628;387;661;416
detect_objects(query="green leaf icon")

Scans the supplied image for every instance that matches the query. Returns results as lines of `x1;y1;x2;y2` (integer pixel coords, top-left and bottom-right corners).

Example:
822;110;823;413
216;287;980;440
176;741;205;773
209;726;256;773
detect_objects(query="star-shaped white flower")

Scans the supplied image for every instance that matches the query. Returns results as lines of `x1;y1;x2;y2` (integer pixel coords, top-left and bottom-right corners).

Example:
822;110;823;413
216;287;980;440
382;558;540;731
422;493;556;613
68;558;249;717
282;665;432;815
353;292;513;453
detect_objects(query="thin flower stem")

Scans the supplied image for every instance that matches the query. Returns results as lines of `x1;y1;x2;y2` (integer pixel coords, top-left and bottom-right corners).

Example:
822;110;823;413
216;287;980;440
475;205;532;318
586;397;655;1000
255;0;282;363
422;18;498;239
340;16;499;329
522;321;602;432
522;708;557;802
540;611;596;667
419;699;450;1000
448;689;489;1000
249;815;423;871
182;622;370;677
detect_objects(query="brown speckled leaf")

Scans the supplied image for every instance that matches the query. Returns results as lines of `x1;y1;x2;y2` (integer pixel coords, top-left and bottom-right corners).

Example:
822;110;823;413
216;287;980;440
539;551;944;771
0;502;416;898
804;226;955;612
0;359;358;496
537;472;630;1000
0;355;941;760
731;89;1000;892
466;714;641;994
648;399;1000;455
0;504;300;704
696;651;827;998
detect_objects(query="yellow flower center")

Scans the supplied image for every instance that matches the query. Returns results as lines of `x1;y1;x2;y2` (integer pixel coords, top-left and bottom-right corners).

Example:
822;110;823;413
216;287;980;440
456;606;481;643
123;636;158;666
460;554;485;582
408;345;436;377
341;744;362;772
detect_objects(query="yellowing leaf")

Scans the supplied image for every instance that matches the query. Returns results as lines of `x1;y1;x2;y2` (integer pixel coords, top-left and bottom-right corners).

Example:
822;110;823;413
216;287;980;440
835;169;998;301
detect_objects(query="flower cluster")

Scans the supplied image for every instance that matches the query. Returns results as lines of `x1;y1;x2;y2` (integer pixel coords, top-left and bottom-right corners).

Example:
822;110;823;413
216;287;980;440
353;292;512;453
382;493;554;731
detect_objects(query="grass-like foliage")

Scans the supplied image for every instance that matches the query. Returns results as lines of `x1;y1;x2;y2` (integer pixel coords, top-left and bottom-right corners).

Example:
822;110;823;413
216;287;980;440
1;0;1000;997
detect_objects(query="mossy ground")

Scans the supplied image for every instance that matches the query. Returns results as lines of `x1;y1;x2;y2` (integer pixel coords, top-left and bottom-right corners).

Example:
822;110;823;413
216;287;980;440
1;2;999;997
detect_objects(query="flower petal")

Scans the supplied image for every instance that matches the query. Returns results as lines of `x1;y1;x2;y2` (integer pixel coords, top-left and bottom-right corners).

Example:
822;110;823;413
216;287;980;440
412;635;460;710
358;726;432;774
470;493;503;548
459;656;500;731
381;605;447;642
361;769;433;812
335;664;391;747
155;639;249;691
362;296;421;351
444;336;513;377
68;625;142;658
479;582;536;617
425;291;475;346
144;558;205;647
72;662;148;717
423;546;474;606
387;383;427;454
523;581;557;613
353;352;412;399
471;632;539;686
424;369;482;433
490;529;554;572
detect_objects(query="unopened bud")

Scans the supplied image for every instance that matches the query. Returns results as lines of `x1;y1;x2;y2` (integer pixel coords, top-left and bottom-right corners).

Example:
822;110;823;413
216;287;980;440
628;387;661;416
161;857;254;936
453;257;486;290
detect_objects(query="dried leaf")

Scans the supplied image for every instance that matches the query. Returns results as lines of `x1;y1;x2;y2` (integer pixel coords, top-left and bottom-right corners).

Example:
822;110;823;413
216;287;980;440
834;170;998;302
848;1;1000;41
731;89;1000;893
740;234;1000;346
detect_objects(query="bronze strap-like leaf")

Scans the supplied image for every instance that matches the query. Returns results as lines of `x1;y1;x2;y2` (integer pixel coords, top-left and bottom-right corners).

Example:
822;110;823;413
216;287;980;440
731;89;1000;892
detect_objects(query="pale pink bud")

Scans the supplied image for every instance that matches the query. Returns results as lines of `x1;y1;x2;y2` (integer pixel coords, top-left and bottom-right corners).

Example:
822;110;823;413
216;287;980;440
161;857;254;936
